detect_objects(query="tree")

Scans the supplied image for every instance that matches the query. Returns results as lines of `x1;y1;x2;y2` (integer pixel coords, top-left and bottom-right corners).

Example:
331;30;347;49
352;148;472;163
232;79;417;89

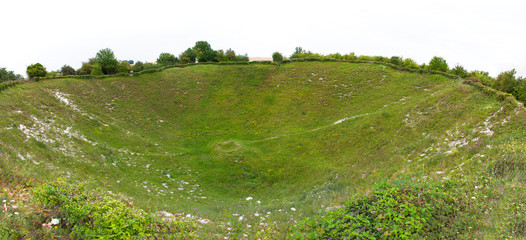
427;56;448;72
157;53;178;66
290;47;306;59
95;48;119;75
179;48;197;64
193;41;217;62
493;69;517;94
77;58;95;75
61;65;76;76
26;63;47;79
272;52;284;63
90;64;104;76
226;49;236;61
216;50;228;62
450;65;467;78
403;58;419;69
132;61;144;72
117;61;131;73
0;67;22;82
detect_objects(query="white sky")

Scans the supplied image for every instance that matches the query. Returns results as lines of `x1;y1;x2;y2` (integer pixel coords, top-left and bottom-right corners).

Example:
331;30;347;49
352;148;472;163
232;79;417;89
1;0;525;78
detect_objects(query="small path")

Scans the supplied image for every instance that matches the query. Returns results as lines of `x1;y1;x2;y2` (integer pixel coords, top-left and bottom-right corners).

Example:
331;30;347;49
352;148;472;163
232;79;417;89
247;103;393;143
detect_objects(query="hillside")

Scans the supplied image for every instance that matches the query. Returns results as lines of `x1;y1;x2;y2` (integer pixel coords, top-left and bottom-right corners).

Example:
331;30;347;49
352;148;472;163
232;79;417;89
1;62;525;238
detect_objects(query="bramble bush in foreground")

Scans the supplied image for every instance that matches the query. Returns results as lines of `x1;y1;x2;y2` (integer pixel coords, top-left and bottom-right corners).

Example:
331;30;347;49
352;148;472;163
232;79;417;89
33;179;195;239
293;181;464;239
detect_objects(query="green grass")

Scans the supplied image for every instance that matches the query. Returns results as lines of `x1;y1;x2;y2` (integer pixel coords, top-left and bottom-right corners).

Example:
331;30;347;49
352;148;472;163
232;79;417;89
0;61;524;238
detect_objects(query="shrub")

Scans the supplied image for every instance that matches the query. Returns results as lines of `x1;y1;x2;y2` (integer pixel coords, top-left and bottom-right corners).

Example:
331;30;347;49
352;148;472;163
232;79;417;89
390;56;403;66
233;54;249;62
272;52;284;63
290;47;306;59
427;56;449;72
450;65;468;78
357;55;373;61
132;61;144;72
90;64;104;76
60;65;76;76
293;181;462;239
116;61;131;73
342;52;357;61
26;63;47;79
33;179;195;238
403;58;420;69
493;69;517;94
157;52;179;66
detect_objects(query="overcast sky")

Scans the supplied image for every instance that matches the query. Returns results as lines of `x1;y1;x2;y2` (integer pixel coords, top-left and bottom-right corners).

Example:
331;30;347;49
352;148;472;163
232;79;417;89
1;0;525;78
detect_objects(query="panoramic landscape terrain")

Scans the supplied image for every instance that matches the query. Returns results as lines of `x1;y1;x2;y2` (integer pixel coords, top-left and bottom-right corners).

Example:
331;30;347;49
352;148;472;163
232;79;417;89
1;53;525;239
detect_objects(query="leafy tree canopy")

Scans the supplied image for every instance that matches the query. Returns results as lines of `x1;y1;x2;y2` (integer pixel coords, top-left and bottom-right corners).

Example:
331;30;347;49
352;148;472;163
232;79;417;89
272;52;284;63
61;65;76;76
192;41;217;62
157;53;179;66
95;48;119;75
0;67;22;82
26;63;47;79
427;56;449;72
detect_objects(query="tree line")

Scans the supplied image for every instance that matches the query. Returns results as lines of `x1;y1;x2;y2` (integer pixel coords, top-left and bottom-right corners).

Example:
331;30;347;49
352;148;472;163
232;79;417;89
21;41;249;79
276;47;526;103
6;43;525;103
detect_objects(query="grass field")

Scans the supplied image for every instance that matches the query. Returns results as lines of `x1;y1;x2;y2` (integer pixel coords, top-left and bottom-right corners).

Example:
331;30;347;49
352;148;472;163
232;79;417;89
1;62;525;238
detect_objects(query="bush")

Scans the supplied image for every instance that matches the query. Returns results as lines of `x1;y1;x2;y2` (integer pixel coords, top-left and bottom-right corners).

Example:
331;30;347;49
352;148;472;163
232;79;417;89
403;58;420;69
428;56;449;72
450;65;468;78
26;63;47;79
493;69;518;94
390;56;403;66
272;52;284;63
157;52;179;66
293;181;462;239
132;61;144;72
116;61;131;73
90;64;104;76
342;52;357;61
33;179;195;239
60;65;76;76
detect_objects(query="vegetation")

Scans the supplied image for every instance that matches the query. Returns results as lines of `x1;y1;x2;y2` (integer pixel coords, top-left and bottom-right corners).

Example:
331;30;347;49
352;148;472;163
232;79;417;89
0;67;22;82
60;65;76;76
1;46;525;238
132;61;144;72
193;41;217;62
272;52;283;63
427;56;449;72
26;63;47;79
157;52;179;66
95;48;119;75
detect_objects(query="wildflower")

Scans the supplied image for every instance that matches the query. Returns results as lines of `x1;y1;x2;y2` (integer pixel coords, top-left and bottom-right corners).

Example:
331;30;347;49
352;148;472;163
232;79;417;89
291;207;296;211
246;197;253;201
3;204;6;211
51;219;60;225
238;216;244;221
